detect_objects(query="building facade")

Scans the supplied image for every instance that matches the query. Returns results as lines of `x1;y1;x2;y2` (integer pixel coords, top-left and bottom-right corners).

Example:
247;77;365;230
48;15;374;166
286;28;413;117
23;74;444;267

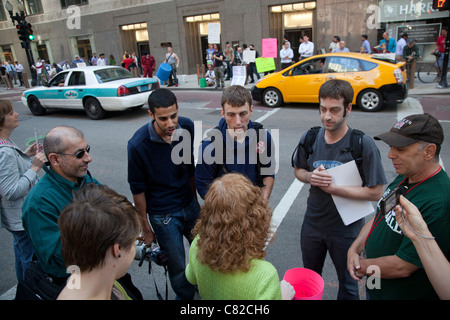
0;0;447;75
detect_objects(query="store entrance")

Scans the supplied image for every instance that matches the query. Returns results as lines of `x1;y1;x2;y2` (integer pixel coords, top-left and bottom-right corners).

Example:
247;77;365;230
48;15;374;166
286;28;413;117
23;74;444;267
285;28;312;62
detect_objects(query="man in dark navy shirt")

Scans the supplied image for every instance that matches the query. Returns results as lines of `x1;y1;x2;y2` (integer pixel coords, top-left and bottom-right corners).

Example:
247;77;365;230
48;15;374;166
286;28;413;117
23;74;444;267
127;88;199;300
195;85;276;200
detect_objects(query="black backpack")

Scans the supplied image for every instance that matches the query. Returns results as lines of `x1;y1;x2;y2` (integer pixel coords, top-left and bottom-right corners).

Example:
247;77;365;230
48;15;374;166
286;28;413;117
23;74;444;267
291;126;366;186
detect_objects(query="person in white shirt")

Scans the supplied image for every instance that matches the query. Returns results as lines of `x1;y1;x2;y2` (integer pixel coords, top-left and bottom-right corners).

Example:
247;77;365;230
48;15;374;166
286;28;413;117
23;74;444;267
332;41;350;53
395;33;408;61
97;53;108;66
33;58;43;86
280;41;294;70
329;36;340;53
14;62;24;87
299;35;314;60
205;63;216;87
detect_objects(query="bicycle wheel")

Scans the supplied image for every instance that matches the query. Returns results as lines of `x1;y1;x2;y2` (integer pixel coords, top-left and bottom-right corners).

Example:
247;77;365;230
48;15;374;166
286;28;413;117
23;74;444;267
418;64;439;83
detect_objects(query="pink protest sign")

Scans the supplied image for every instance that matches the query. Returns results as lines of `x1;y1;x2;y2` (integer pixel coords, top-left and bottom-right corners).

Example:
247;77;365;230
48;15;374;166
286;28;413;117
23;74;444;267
262;38;278;58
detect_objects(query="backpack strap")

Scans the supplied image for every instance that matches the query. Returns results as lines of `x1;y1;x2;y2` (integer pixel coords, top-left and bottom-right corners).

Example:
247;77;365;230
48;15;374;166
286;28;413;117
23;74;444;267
350;129;366;186
291;126;321;169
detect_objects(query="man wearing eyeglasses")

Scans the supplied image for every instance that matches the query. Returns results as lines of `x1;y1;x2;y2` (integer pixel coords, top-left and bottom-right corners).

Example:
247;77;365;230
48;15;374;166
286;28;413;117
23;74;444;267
22;126;100;281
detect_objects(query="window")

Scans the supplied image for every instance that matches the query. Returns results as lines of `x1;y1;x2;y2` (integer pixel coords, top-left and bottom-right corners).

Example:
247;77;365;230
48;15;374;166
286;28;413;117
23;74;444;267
60;0;88;9
49;71;69;87
359;60;378;71
94;67;133;84
24;0;43;15
68;71;85;86
327;57;362;73
0;1;7;21
289;58;326;76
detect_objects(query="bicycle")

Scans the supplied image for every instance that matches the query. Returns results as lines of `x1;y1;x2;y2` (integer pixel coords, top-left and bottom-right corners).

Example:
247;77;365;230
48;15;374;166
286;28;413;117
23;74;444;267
417;51;449;84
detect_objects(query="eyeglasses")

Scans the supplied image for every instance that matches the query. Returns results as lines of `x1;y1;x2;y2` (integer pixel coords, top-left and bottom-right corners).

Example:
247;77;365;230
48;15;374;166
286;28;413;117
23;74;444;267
56;145;90;159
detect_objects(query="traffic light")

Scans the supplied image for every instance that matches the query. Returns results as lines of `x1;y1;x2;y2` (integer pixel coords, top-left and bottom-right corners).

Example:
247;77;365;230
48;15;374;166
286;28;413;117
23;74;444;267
17;23;29;42
26;23;35;41
432;0;450;10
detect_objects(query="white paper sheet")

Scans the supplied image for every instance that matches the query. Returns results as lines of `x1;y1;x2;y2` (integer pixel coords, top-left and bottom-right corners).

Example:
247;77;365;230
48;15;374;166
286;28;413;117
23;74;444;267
326;160;374;226
208;23;221;44
231;66;246;86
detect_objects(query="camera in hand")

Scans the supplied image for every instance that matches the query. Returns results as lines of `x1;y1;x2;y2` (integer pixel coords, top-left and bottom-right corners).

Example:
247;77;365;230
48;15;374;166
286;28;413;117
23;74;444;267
138;243;169;267
380;186;406;216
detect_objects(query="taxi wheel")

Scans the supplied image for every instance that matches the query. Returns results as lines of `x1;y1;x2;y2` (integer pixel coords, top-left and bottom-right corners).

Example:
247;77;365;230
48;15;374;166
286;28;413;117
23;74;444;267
84;97;107;120
262;88;283;108
357;89;383;112
27;96;46;116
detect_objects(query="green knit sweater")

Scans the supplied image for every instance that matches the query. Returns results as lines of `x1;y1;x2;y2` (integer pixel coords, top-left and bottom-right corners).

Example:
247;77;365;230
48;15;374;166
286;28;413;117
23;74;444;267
185;235;282;300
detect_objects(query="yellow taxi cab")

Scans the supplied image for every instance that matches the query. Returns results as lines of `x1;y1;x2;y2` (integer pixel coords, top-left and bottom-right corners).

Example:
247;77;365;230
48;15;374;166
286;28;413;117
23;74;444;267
251;52;407;112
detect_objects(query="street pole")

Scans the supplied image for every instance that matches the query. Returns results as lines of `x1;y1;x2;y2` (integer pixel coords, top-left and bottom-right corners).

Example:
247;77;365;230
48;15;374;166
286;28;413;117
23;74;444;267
437;11;450;88
24;42;37;87
5;1;37;87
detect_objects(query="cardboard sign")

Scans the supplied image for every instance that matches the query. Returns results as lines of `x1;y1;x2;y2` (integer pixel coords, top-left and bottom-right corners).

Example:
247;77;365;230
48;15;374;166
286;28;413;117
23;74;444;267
243;50;256;64
262;38;278;58
208;23;221;44
231;66;246;86
255;58;276;73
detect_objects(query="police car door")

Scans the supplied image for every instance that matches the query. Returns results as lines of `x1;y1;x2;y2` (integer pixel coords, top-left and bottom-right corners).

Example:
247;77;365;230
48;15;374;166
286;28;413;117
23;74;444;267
43;71;70;107
62;71;86;109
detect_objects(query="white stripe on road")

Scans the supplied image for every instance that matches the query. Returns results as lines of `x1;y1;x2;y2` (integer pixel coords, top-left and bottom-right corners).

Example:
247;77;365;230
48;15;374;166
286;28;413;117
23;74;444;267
269;179;305;242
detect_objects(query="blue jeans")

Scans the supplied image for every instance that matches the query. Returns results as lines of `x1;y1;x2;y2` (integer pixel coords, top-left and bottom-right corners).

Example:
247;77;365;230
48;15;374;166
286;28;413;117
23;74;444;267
301;224;359;300
149;198;200;300
9;230;34;283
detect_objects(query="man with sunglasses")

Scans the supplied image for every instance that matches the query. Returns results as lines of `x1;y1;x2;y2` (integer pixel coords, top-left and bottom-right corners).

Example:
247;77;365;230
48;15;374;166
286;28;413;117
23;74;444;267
22;126;100;282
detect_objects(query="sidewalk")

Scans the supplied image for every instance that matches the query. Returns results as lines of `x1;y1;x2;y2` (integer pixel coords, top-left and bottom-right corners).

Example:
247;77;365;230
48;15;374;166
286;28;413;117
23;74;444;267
168;74;450;95
164;74;256;91
1;73;449;96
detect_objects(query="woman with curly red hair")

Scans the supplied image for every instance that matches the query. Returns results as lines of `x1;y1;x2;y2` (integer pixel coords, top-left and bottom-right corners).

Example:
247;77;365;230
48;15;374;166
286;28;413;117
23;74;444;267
186;173;294;299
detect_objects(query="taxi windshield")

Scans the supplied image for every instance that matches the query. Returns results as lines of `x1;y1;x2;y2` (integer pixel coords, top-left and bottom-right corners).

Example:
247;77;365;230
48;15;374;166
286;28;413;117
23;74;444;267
94;68;134;83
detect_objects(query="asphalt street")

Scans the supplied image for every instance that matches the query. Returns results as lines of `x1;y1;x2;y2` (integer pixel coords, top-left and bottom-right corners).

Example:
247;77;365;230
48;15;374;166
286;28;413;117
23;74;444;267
0;89;449;300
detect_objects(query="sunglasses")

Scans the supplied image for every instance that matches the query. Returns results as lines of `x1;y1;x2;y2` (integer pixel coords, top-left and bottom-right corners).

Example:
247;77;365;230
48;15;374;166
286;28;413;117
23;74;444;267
56;145;91;159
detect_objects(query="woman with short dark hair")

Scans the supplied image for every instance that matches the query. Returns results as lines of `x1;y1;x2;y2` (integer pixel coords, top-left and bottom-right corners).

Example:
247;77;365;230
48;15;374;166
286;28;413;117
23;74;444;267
57;184;142;300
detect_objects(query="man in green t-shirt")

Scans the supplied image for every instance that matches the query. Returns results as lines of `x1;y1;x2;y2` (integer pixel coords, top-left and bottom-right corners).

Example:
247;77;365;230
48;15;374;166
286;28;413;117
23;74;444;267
347;114;450;300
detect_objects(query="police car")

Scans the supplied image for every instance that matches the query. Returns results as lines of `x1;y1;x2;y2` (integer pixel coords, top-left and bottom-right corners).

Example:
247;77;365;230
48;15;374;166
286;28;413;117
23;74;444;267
21;66;159;120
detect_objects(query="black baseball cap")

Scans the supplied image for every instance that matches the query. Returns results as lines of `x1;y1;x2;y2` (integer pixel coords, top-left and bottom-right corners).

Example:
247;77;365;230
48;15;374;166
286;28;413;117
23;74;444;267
374;114;444;147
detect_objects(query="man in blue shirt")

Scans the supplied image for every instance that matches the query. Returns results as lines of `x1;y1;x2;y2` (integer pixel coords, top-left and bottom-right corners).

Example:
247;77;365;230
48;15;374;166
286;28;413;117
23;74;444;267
379;32;396;53
195;85;276;201
128;88;199;300
361;34;371;54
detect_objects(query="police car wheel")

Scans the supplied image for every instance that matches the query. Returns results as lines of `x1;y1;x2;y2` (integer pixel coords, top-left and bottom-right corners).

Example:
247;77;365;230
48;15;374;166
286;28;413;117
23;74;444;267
27;96;46;116
84;97;106;120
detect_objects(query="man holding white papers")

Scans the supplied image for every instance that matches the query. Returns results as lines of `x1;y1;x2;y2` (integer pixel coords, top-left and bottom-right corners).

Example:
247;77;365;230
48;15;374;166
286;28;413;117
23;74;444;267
292;79;386;300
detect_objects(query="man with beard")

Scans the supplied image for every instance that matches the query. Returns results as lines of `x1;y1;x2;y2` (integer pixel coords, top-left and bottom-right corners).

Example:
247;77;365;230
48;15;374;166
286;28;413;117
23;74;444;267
128;88;199;300
292;79;387;299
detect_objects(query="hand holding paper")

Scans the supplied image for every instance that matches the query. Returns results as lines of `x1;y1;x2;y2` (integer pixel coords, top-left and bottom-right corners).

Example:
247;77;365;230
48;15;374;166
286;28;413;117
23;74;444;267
310;165;333;187
325;161;374;226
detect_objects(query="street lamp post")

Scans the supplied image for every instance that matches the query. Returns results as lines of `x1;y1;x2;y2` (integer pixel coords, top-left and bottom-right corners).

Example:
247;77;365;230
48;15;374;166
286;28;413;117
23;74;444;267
5;0;37;87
